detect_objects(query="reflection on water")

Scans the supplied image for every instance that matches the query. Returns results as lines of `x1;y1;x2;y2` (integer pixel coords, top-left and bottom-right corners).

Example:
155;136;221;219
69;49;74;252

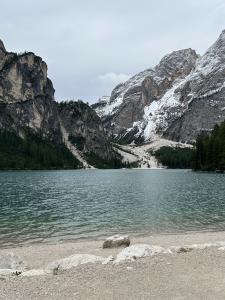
0;169;225;247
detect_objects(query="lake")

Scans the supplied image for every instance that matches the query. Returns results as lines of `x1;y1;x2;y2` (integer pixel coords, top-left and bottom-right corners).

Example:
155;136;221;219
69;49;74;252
0;169;225;248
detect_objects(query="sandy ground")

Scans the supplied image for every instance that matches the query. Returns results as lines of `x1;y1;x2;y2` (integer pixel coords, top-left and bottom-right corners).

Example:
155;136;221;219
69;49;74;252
1;231;225;299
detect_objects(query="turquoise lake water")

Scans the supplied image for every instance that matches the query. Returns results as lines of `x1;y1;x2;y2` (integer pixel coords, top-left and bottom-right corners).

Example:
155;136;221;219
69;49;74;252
0;169;225;248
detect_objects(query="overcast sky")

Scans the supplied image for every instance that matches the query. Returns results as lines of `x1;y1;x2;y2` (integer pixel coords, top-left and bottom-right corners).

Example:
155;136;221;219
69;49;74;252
1;0;225;103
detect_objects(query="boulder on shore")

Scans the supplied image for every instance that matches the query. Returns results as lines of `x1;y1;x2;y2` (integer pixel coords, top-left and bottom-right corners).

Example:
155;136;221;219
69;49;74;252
103;235;130;249
114;244;170;263
47;254;105;271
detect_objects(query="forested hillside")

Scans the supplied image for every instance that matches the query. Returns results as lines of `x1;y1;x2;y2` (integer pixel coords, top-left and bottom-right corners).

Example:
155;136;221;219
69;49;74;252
0;130;81;170
193;122;225;171
154;147;194;169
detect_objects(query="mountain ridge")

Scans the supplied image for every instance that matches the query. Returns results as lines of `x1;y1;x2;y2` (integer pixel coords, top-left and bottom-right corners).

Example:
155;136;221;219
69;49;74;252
94;30;225;145
1;30;225;169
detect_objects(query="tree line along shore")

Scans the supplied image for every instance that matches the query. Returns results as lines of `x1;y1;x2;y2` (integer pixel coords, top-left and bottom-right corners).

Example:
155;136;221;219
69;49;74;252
0;121;225;171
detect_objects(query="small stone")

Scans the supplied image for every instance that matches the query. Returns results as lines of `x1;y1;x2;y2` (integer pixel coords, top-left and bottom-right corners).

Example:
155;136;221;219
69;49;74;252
0;277;6;281
52;264;60;275
13;271;22;276
103;235;130;249
177;247;193;254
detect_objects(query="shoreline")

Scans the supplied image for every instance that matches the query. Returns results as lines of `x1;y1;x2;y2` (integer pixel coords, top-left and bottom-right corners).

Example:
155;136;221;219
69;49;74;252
1;227;225;249
2;231;225;299
2;230;225;268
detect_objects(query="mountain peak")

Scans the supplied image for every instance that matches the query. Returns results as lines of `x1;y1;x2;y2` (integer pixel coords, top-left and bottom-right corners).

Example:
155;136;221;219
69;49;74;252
156;48;198;73
0;39;6;52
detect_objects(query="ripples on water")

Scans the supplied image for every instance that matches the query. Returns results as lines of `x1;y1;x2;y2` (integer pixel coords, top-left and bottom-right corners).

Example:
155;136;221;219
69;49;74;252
0;169;225;247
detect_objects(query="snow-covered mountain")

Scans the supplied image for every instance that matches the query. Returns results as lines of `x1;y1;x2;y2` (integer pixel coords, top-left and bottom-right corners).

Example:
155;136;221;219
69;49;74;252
93;30;225;144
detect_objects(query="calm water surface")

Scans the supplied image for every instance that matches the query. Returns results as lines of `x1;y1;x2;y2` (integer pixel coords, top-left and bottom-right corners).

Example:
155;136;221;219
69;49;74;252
0;169;225;248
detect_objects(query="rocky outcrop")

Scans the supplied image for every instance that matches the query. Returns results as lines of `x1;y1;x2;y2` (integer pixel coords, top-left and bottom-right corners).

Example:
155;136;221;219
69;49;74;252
0;52;54;104
0;40;119;168
0;42;61;142
94;30;225;144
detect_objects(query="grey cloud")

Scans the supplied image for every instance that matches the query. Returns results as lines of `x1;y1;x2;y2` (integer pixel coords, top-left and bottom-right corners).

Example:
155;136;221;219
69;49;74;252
0;0;225;103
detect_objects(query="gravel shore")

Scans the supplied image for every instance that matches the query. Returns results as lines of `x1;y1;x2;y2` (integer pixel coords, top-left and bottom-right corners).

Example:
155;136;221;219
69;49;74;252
1;231;225;299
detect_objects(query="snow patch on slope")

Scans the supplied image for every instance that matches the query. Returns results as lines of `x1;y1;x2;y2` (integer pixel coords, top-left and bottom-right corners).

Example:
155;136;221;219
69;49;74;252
129;80;186;141
96;94;124;116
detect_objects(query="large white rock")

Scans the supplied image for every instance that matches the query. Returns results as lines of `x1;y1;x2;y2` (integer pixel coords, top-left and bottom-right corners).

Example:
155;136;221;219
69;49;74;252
114;244;170;263
0;253;26;270
47;254;105;271
103;235;130;249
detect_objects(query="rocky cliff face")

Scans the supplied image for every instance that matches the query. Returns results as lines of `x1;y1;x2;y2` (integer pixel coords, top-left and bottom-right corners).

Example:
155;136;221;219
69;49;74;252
94;30;225;144
0;40;118;168
0;40;60;141
58;101;118;164
165;30;225;142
